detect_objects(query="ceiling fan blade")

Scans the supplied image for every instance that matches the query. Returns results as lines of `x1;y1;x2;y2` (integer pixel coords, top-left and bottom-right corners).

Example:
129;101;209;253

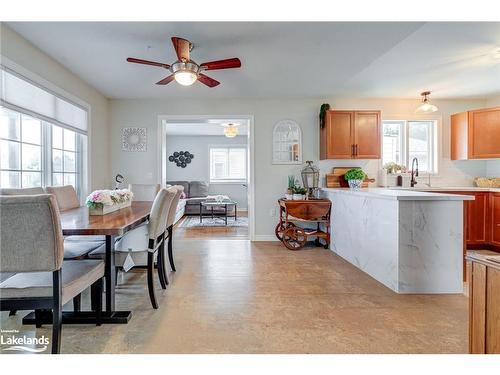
200;58;241;70
198;74;220;88
171;37;191;62
156;75;175;85
126;57;170;69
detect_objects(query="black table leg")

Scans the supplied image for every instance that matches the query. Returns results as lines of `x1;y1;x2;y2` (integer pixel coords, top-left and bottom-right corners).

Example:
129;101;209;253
235;204;237;221
225;204;228;225
105;235;116;313
200;203;202;223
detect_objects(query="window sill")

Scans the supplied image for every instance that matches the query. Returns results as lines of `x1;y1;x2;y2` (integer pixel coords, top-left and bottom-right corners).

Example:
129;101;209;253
209;180;247;185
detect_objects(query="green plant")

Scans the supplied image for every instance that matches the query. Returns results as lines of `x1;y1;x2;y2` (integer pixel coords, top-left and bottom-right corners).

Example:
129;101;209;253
383;162;404;174
288;175;296;189
344;168;366;181
293;186;307;195
319;103;330;128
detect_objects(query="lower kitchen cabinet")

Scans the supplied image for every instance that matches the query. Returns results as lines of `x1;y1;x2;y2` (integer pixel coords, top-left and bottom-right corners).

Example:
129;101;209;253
491;193;500;246
467;255;500;354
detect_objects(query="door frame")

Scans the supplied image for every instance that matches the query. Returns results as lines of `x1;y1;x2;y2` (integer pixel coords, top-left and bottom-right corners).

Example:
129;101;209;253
157;114;255;241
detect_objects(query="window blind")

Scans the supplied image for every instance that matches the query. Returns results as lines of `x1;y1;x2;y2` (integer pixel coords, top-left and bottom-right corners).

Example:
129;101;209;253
0;66;88;134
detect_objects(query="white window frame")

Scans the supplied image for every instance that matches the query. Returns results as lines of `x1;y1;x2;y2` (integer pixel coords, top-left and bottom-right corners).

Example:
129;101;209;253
381;117;440;175
208;144;248;184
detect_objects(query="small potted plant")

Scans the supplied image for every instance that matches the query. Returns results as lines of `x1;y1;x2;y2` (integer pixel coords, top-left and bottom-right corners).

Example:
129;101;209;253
292;186;308;200
285;175;295;199
344;168;366;189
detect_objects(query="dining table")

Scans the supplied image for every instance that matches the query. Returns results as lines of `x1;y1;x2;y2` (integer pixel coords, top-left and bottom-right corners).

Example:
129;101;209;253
23;201;152;325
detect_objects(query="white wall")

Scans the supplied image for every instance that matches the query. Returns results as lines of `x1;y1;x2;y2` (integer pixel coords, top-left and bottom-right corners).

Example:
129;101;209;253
109;97;494;238
0;24;110;191
164;135;248;209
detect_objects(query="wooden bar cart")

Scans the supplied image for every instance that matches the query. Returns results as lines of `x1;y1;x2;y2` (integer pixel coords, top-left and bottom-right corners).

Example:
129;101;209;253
275;198;332;250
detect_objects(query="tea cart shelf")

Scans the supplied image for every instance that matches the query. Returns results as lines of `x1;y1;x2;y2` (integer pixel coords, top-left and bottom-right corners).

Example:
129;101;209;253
275;198;331;250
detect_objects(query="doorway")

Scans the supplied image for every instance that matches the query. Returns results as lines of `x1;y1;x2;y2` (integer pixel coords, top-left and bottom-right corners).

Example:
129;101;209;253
158;115;254;240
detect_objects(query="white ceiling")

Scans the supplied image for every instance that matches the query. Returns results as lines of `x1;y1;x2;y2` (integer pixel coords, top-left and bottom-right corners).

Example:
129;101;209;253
165;120;248;136
5;22;500;99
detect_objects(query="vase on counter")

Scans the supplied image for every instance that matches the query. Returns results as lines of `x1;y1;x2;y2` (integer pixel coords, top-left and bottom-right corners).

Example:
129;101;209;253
348;179;363;189
292;193;305;200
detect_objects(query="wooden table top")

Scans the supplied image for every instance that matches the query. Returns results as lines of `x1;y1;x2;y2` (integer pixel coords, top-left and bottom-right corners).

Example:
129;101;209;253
60;201;152;236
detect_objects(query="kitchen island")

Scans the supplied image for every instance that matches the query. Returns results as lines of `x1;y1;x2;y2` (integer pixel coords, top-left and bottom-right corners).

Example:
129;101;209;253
322;188;474;294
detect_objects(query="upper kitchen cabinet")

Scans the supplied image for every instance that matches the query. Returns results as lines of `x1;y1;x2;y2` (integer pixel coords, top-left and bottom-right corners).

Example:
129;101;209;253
320;110;381;160
451;107;500;160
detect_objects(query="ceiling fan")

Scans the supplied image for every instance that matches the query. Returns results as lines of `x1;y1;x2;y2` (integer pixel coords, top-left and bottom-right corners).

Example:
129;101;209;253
126;37;241;88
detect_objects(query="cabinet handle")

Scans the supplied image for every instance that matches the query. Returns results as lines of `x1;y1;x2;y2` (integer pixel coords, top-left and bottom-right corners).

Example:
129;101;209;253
351;144;354;157
355;144;358;156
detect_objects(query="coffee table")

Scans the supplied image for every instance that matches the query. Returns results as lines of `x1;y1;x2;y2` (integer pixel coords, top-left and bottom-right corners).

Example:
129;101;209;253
200;200;238;225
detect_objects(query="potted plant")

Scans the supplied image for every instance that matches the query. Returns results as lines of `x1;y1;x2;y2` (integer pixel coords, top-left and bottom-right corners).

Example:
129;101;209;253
86;189;134;215
292;186;308;200
344;168;366;189
285;175;295;199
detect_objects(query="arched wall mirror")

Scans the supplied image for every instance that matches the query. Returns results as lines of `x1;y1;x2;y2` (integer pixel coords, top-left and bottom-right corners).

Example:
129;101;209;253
272;120;302;164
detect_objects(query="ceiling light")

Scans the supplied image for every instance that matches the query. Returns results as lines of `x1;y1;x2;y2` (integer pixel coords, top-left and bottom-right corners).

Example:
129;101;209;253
223;123;239;138
415;91;438;113
174;70;197;86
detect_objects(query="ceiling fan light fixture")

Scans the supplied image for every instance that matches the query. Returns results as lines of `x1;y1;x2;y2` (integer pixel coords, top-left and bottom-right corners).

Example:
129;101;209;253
223;123;239;138
174;70;198;86
415;91;438;113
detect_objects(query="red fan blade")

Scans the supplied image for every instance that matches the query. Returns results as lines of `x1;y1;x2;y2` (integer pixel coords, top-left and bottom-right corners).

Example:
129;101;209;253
156;75;175;85
198;74;220;87
171;37;191;62
126;57;170;69
200;58;241;71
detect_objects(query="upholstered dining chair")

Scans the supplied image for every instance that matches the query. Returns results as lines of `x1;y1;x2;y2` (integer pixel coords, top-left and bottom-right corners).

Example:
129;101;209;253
164;185;184;273
128;183;160;201
45;185;106;258
0;194;105;354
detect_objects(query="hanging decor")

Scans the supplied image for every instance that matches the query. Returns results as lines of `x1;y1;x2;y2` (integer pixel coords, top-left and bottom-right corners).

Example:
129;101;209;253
168;151;194;168
319;103;330;129
122;127;147;152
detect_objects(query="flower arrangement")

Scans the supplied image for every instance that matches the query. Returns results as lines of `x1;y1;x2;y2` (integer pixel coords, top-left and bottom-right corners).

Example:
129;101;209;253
86;189;134;209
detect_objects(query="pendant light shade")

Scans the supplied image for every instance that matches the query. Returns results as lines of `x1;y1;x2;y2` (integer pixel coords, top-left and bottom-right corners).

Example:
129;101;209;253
223;123;239;138
415;91;438;113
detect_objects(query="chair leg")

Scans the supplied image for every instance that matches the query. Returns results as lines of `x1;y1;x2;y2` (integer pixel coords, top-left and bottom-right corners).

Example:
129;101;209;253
8;310;17;316
157;241;167;289
95;278;103;326
35;309;43;328
52;270;62;354
167;225;176;272
90;279;101;313
73;294;81;312
115;267;120;286
147;252;159;309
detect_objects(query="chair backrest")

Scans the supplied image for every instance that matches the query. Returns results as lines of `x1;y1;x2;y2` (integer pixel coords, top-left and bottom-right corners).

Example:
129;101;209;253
166;185;183;227
128;183;160;201
166;181;189;197
0;194;64;273
148;188;176;241
0;187;45;195
45;185;80;212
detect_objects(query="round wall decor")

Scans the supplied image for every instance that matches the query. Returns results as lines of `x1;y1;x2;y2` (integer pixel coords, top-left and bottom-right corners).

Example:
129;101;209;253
169;151;194;168
122;127;147;152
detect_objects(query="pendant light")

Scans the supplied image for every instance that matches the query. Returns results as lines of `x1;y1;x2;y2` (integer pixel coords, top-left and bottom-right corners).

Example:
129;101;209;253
415;91;438;113
222;123;239;138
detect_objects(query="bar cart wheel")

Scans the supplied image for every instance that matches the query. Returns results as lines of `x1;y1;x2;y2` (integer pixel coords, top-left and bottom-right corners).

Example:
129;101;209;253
275;221;296;241
282;227;307;250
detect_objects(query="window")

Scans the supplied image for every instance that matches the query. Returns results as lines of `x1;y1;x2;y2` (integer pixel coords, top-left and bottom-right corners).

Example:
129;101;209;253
0;66;88;196
382;119;437;173
209;146;247;183
0;108;85;192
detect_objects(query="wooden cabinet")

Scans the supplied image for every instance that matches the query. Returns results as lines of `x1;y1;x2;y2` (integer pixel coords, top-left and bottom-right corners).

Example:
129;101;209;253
451;107;500;160
467;256;500;354
466;192;490;245
320;110;381;160
491;193;500;246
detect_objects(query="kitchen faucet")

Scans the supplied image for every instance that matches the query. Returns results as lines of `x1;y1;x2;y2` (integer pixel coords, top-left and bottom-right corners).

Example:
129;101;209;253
410;157;419;187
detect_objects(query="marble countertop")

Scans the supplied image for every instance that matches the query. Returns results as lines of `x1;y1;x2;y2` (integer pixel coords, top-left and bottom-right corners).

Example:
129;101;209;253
322;187;475;201
390;186;500;193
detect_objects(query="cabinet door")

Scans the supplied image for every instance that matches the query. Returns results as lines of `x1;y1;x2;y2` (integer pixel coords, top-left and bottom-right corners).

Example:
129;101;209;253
353;111;381;159
324;111;354;159
467;192;489;244
469;108;500;159
491;193;500;246
470;262;487;354
450;112;468;160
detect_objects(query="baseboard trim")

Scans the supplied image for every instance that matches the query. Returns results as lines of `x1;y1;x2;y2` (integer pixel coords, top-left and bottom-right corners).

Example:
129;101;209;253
253;235;279;242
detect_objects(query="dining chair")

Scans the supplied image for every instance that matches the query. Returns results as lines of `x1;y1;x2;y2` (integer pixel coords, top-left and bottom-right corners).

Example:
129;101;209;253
164;185;184;273
128;183;160;201
0;194;105;354
45;185;106;256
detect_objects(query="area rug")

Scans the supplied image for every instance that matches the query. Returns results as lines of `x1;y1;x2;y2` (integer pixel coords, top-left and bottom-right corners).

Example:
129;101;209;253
179;216;248;228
